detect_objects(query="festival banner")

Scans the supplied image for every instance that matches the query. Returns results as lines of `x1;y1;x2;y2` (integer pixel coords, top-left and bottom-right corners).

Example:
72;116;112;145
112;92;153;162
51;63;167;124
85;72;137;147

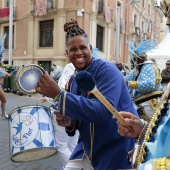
105;5;112;24
0;7;9;18
35;0;47;16
147;19;152;39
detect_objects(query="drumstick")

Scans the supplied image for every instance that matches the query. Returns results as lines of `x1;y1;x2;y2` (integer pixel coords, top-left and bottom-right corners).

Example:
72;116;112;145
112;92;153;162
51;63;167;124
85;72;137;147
75;71;126;126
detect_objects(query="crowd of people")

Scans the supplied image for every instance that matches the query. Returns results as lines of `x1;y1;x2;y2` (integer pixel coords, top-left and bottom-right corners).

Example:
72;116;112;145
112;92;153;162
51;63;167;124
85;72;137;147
0;18;170;170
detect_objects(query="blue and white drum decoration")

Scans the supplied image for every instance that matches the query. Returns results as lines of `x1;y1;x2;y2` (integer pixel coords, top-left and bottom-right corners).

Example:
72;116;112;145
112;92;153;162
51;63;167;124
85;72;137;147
15;64;45;94
9;105;57;162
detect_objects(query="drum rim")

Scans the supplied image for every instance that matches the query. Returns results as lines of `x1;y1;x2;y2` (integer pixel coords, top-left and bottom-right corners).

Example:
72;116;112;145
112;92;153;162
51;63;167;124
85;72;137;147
15;64;45;94
10;147;57;163
8;105;51;117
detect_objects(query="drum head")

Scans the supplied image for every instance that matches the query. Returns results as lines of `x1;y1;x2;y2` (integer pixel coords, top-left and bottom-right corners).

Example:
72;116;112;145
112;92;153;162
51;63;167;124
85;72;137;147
15;64;45;94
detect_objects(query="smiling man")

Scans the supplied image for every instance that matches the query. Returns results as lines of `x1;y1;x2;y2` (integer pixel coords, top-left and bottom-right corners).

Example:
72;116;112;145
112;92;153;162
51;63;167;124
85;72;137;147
36;19;138;170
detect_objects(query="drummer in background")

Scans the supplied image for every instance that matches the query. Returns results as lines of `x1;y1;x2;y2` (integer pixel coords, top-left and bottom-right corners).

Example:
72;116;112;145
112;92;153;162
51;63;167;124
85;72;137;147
0;36;18;119
125;39;163;121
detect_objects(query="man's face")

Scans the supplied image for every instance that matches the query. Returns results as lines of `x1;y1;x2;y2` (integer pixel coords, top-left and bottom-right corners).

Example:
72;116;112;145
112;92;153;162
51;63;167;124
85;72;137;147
166;61;170;70
133;55;145;65
66;36;92;72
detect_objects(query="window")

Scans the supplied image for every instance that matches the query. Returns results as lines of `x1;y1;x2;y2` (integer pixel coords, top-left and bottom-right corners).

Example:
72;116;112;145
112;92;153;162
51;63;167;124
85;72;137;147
142;0;144;8
47;0;54;10
38;61;51;74
39;20;54;47
148;4;150;15
4;0;10;7
96;25;104;51
142;21;144;33
4;26;14;49
98;0;104;14
134;14;137;26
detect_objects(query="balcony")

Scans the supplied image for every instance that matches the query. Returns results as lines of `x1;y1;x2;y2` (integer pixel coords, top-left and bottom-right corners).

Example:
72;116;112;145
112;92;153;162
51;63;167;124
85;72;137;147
97;2;113;23
0;7;16;23
30;0;55;14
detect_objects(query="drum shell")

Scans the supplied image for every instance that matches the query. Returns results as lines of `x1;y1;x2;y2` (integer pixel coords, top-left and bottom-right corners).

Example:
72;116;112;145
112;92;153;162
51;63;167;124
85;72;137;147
9;105;57;162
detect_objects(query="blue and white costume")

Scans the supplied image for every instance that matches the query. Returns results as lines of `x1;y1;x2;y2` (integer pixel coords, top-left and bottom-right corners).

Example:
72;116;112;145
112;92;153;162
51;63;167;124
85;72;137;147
59;58;138;170
137;94;170;170
125;39;163;121
0;68;6;79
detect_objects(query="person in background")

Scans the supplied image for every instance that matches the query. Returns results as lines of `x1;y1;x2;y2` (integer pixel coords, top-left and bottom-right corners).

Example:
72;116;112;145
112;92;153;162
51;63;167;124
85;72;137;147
161;60;170;92
125;39;163;121
111;61;126;76
0;34;18;119
115;86;170;170
36;19;138;170
0;62;18;119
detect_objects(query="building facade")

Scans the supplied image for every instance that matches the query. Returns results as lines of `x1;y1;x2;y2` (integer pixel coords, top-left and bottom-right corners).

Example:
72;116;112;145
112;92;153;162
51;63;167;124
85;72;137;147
0;0;163;72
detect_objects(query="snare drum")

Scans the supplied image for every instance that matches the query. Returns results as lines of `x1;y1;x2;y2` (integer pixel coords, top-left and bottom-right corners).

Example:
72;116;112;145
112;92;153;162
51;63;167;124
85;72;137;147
15;64;45;94
9;105;57;162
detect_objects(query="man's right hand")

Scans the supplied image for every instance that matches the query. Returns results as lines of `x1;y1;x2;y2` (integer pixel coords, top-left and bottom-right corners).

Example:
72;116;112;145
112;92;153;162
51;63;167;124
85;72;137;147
114;112;144;139
54;110;73;128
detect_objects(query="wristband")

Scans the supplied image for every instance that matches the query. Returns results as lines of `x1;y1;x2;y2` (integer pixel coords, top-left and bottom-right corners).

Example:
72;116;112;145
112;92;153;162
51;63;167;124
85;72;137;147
53;90;62;102
11;70;17;75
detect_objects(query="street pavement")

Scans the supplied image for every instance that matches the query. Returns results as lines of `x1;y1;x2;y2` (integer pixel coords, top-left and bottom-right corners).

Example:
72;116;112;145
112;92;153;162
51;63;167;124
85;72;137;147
0;92;62;170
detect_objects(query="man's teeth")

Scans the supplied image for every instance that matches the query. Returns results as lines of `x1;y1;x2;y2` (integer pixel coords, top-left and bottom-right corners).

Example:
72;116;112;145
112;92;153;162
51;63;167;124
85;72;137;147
76;58;84;62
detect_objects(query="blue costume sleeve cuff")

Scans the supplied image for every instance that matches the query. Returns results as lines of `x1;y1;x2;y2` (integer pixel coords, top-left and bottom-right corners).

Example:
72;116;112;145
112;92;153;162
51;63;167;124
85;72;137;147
11;70;17;75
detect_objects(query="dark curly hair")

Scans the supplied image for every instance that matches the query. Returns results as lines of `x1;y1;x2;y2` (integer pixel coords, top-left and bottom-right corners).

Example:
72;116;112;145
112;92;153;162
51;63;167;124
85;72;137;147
64;19;88;44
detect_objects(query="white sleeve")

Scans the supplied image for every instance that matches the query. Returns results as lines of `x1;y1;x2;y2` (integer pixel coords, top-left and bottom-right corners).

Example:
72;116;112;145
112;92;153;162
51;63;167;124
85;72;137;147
57;63;75;89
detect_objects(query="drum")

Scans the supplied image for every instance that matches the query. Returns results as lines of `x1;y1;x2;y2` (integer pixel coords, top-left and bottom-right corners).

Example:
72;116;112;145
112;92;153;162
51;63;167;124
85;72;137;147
15;64;45;94
9;105;57;162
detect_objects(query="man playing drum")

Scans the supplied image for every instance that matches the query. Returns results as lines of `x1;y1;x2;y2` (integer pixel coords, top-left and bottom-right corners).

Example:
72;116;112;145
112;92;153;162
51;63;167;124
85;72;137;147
35;19;138;170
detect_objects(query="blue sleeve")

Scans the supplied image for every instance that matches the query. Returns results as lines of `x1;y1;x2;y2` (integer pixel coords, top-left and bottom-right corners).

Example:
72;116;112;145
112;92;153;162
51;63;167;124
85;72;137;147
59;60;137;125
124;70;136;81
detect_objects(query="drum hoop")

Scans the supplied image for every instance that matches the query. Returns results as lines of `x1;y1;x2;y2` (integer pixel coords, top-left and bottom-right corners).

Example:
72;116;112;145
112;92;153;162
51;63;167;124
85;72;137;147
8;105;51;117
11;147;57;163
15;64;45;94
